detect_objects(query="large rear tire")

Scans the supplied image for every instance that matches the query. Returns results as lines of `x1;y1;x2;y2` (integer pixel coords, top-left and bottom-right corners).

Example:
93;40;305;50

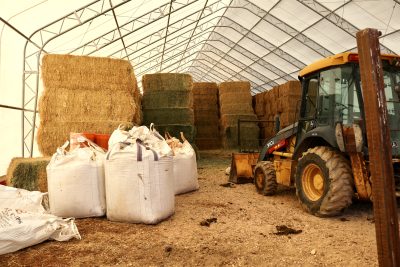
295;146;354;216
254;161;277;196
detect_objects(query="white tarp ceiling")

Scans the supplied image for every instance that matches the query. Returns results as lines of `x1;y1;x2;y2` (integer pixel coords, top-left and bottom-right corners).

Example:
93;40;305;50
0;0;399;174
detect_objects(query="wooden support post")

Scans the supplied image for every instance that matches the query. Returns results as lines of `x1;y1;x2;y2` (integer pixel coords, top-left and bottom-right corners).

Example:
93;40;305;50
356;28;400;267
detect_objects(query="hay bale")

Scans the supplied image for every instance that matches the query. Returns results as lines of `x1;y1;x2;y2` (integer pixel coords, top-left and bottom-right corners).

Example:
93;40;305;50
39;54;141;156
196;125;220;138
219;103;254;115
193;82;218;95
220;114;258;127
6;157;50;192
143;108;194;125
37;120;130;156
221;125;260;149
142;90;193;109
142;73;193;92
254;92;266;116
152;124;196;143
218;81;251;95
195;138;221;150
219;92;252;104
39;89;139;123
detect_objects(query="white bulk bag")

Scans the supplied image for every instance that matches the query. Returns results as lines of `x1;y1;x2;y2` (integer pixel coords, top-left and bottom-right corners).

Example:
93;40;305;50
46;142;106;218
166;133;199;195
108;124;131;148
105;140;174;224
0;185;46;213
0;185;80;255
129;123;172;157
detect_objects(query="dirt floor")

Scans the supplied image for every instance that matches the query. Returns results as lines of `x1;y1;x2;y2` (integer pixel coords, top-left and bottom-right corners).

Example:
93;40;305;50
0;150;385;266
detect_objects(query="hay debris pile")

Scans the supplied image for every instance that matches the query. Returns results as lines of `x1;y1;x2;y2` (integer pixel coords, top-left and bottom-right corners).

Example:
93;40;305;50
6;157;50;192
193;82;221;150
38;54;141;156
142;73;196;143
218;81;259;149
254;81;301;141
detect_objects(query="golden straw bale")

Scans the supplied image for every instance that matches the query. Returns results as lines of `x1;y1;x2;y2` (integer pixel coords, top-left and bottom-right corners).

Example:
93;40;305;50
219;103;254;115
220;114;258;127
39;54;141;156
6;157;50;192
39;88;139;123
193;82;218;95
142;73;193;92
219;92;252;105
41;54;138;92
218;81;251;95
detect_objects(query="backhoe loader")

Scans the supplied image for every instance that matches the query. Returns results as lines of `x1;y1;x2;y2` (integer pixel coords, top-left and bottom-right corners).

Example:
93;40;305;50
254;52;400;216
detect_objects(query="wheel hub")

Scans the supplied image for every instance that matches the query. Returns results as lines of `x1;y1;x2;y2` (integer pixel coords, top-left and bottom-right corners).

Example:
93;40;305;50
255;170;264;189
302;163;325;201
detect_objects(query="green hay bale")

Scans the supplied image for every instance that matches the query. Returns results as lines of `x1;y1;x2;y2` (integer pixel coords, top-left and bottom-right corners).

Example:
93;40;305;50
218;81;251;95
37;120;131;156
219;103;254;115
193;82;219;95
142;90;193;109
6;157;51;192
221;125;260;149
220;114;258;127
143;108;194;125
195;138;221;150
142;73;193;92
152;124;196;143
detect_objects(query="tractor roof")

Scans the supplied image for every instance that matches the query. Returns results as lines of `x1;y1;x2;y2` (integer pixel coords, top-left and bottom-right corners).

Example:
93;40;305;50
299;52;400;78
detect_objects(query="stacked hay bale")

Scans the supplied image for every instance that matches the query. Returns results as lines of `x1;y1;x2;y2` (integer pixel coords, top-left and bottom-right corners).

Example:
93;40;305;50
253;91;272;141
218;81;259;150
277;81;302;127
192;82;221;150
142;73;195;143
38;54;141;156
6;157;50;192
254;80;301;141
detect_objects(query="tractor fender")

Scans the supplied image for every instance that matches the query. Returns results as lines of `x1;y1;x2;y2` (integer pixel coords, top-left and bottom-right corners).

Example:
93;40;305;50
293;126;338;161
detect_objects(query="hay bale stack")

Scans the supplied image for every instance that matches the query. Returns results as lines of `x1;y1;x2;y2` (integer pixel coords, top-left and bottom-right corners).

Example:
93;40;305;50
218;81;260;149
193;82;221;150
6;157;50;192
38;54;141;156
255;80;302;141
142;73;195;143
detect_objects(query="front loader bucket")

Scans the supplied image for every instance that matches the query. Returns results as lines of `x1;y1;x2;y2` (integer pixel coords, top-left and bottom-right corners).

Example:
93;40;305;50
229;153;260;184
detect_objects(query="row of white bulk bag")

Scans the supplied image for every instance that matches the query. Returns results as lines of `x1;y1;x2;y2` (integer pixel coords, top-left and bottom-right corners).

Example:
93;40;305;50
165;133;199;195
0;185;80;255
105;139;174;224
46;140;106;218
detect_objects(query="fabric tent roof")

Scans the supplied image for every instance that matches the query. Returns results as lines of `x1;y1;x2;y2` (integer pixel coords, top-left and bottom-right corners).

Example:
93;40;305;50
0;0;400;171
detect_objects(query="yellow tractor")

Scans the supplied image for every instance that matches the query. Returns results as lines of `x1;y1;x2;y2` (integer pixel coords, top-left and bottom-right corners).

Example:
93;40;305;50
254;52;400;216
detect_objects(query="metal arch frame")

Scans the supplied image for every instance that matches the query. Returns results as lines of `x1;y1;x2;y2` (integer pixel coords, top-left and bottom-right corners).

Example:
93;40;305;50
297;0;397;55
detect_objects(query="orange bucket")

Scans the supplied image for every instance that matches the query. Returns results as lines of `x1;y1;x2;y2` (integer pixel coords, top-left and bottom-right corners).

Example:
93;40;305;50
95;133;111;151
